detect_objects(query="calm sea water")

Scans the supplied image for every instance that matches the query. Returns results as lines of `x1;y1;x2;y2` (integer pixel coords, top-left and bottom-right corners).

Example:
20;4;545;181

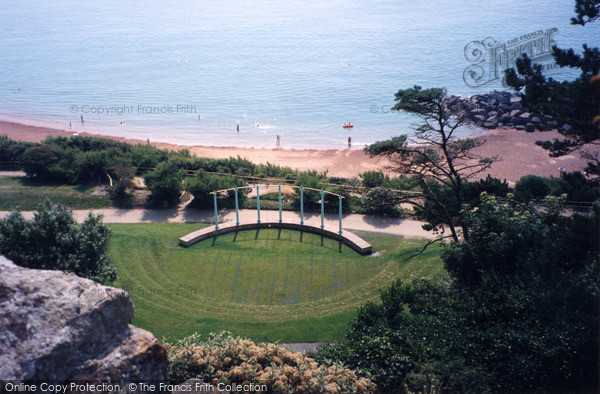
0;0;597;149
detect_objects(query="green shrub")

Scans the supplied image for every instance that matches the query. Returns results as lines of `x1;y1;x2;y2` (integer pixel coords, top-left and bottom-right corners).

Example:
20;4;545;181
514;174;551;202
144;160;186;207
360;171;389;188
0;201;116;282
0;135;34;163
549;171;599;202
21;145;60;180
185;171;247;209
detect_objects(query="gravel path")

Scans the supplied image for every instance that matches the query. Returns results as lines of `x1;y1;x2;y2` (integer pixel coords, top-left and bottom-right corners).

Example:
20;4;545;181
0;208;435;239
281;342;322;354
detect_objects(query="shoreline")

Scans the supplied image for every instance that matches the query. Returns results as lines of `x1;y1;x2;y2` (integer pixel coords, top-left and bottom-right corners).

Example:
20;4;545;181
0;119;593;182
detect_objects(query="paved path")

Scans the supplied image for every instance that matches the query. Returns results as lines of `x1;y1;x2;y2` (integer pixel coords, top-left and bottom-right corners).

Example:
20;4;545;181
0;208;435;239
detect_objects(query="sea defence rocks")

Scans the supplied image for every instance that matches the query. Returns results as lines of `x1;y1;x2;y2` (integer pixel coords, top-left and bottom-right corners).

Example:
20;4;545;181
447;91;559;131
0;256;167;382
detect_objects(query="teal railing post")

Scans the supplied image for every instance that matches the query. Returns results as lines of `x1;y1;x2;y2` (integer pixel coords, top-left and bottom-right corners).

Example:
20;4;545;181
235;188;239;225
338;196;342;234
320;190;325;229
256;185;261;223
213;192;219;229
278;185;282;223
300;187;304;225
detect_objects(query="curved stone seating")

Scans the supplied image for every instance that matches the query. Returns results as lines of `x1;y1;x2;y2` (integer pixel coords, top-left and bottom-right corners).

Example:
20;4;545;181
179;221;373;255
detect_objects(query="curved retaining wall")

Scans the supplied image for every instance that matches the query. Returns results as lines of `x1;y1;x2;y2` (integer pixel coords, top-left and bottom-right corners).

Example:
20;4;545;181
179;221;372;255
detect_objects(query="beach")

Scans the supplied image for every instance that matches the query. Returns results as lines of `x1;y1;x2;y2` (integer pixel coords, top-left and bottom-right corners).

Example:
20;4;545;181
0;120;592;183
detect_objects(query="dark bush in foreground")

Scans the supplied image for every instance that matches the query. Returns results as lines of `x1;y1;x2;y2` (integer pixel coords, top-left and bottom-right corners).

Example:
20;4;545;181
317;196;599;392
0;201;116;283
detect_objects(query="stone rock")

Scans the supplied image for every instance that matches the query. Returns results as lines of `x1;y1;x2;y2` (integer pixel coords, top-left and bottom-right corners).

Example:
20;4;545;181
509;102;522;111
499;113;512;124
510;109;523;117
515;125;527;131
542;114;553;122
526;123;536;132
510;96;522;103
531;116;541;123
472;114;487;123
519;112;531;119
512;112;531;125
447;96;459;107
483;121;498;129
562;124;573;132
0;256;167;381
471;108;487;116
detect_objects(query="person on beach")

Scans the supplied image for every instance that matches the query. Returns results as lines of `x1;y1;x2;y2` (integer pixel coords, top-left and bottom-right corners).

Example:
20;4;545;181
237;124;240;132
348;136;352;148
81;115;84;125
276;135;281;147
69;122;72;130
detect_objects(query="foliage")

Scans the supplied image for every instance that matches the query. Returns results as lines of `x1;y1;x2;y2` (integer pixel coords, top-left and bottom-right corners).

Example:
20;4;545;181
144;159;186;207
360;187;403;217
361;175;511;231
0;135;34;162
166;331;376;392
0;201;116;282
21;145;60;180
550;171;600;202
292;172;324;210
505;5;600;175
109;181;135;209
185;171;247;209
571;0;600;25
513;174;551;202
365;86;497;241
317;196;600;391
513;172;599;203
359;171;416;190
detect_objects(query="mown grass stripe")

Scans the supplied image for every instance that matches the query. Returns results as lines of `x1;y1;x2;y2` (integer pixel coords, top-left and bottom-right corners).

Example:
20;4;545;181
108;223;446;343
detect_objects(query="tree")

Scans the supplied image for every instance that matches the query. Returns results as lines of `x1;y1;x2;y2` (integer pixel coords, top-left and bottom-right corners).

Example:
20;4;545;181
364;86;497;241
21;144;59;180
185;171;246;209
0;201;116;283
144;159;186;207
317;196;599;391
571;0;600;25
505;2;600;175
513;174;551;202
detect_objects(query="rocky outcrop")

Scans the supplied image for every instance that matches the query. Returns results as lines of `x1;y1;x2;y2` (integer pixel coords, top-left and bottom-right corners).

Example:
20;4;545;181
0;256;167;381
448;91;560;131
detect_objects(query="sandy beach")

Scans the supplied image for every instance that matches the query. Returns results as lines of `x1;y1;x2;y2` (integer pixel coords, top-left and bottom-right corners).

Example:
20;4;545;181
0;120;593;183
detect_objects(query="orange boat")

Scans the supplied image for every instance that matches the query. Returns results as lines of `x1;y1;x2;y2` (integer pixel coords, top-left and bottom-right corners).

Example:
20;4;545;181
343;123;354;128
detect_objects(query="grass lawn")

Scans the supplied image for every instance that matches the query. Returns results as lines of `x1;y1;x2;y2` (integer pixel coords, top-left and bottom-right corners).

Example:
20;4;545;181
0;176;111;210
108;223;446;343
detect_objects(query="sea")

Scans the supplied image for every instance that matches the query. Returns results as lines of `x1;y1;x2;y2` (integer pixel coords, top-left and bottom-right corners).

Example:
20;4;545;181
0;0;597;149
